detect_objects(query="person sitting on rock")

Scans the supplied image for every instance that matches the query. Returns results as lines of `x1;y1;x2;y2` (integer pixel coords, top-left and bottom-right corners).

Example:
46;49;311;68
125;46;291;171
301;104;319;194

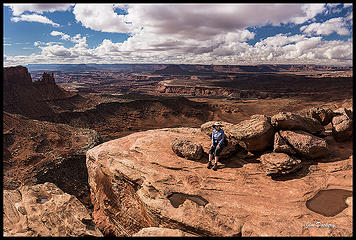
207;122;225;171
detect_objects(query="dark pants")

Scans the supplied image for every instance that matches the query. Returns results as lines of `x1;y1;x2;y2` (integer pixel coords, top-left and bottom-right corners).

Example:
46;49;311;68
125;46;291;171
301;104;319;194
209;144;224;156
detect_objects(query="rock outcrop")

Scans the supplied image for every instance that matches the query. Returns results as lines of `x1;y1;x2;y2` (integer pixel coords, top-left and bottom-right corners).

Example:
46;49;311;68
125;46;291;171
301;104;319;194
331;108;353;142
279;130;328;159
259;152;302;176
3;111;101;208
3;182;103;237
86;127;352;236
271;112;324;135
171;138;203;160
306;107;334;126
3;66;74;120
3;65;32;86
273;131;296;155
230;114;275;152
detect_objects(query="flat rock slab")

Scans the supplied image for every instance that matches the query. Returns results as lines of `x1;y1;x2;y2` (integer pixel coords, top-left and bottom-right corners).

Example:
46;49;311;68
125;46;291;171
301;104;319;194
3;182;103;237
86;127;352;237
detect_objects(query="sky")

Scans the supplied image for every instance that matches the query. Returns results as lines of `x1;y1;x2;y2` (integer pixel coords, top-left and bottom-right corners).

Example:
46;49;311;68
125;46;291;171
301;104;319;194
3;3;353;66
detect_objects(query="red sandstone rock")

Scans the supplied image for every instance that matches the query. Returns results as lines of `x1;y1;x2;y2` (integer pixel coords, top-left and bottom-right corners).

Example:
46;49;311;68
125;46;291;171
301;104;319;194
3;65;32;86
273;131;296;155
171;138;203;160
271;112;324;135
331;113;353;142
259;152;302;176
306;107;334;126
3;182;103;237
3;111;101;208
86;127;352;236
230;114;275;152
279;130;328;159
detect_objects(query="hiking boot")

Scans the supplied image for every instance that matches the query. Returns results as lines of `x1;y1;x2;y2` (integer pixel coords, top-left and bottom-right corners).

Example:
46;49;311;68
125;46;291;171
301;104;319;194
212;163;218;171
206;161;213;169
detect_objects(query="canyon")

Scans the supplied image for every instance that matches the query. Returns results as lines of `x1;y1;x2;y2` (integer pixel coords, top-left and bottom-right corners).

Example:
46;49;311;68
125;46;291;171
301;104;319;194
3;64;353;237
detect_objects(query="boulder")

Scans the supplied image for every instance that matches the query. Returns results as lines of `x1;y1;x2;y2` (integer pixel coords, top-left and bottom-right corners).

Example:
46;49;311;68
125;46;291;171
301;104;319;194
331;112;353;142
86;127;352;237
271;112;324;135
200;121;240;157
171;138;203;160
133;227;195;237
333;107;352;117
3;182;103;237
306;107;334;126
279;130;328;159
230;114;275;152
273;132;296;155
259;152;302;176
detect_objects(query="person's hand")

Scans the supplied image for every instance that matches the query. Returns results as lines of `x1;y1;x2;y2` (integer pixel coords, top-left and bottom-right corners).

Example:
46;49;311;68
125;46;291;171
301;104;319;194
216;145;220;149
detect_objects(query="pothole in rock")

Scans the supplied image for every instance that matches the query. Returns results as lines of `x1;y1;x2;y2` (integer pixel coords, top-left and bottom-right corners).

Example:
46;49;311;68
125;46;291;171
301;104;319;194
306;189;352;217
168;192;209;208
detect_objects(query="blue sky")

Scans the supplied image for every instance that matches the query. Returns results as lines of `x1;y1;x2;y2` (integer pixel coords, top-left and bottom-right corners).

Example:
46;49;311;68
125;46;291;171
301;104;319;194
3;3;353;66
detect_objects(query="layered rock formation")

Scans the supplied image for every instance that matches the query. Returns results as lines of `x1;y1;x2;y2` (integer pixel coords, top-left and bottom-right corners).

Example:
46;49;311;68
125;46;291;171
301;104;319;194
3;66;75;120
86;127;352;237
3;182;103;237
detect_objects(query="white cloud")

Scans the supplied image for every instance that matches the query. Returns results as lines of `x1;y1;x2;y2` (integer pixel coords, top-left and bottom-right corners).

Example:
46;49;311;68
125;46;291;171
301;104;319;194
73;4;132;33
5;3;73;16
300;17;350;36
11;14;60;27
50;31;71;40
4;4;352;66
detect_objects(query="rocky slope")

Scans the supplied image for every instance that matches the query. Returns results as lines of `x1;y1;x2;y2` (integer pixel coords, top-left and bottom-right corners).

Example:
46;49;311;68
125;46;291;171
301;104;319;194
86;115;352;237
3;111;101;209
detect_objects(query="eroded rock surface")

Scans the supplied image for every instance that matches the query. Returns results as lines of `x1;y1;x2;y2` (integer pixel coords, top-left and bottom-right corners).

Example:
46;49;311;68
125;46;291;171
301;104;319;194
230;114;275;152
331;108;353;142
86;127;352;237
273;131;296;155
271;112;324;135
279;130;328;159
259;152;302;176
171;138;203;160
306;107;334;126
3;182;103;237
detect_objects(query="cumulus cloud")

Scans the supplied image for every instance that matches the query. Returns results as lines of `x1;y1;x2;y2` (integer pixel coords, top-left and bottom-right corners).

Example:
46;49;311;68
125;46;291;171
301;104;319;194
11;14;60;27
6;3;73;16
72;4;326;38
300;17;350;36
73;4;132;33
50;31;71;40
4;4;352;66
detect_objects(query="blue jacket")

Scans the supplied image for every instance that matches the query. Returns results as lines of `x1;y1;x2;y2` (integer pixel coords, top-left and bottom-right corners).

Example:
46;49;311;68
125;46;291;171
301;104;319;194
211;128;225;147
